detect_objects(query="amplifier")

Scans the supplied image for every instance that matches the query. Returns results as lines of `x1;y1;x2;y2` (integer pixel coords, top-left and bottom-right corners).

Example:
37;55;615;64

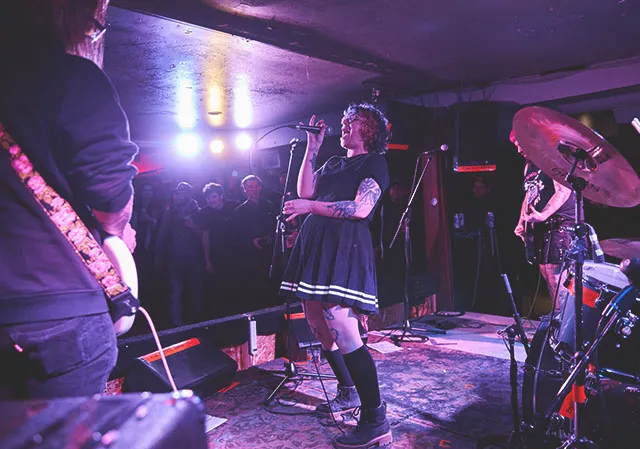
0;391;207;449
123;337;238;398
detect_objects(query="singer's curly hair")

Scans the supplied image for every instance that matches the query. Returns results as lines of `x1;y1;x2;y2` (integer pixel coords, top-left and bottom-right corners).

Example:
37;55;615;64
343;102;390;155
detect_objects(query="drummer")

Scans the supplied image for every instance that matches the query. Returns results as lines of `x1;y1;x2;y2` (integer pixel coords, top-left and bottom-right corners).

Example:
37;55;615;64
511;129;577;315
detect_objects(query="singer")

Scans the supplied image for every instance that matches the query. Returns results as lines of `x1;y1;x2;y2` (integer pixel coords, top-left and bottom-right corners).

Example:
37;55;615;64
280;103;392;448
511;129;576;315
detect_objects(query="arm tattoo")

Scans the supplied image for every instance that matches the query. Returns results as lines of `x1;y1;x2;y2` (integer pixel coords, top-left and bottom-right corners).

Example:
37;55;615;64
309;152;317;170
327;201;358;218
323;309;335;321
357;178;382;206
329;327;340;343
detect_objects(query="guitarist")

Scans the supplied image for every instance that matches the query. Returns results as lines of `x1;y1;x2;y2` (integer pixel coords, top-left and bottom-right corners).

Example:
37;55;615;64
511;130;576;316
0;1;137;400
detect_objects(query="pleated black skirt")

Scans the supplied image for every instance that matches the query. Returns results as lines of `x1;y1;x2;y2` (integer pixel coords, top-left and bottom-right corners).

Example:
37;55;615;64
279;214;379;314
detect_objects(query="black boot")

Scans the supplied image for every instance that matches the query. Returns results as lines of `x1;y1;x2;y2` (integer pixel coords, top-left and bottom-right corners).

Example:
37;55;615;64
334;402;392;448
316;384;361;416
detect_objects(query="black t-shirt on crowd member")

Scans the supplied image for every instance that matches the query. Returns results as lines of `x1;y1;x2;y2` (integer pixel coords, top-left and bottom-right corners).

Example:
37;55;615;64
0;34;138;324
198;201;238;267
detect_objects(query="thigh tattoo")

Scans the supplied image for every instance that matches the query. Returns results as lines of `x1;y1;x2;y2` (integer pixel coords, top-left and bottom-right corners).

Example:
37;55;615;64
329;327;340;343
323;309;335;321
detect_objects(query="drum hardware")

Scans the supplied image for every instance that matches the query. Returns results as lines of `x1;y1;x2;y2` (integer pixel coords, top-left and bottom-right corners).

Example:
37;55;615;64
513;105;640;448
542;286;640;435
598;367;640;386
614;311;637;339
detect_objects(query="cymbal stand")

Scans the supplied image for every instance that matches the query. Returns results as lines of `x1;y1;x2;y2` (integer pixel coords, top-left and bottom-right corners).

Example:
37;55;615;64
553;148;594;448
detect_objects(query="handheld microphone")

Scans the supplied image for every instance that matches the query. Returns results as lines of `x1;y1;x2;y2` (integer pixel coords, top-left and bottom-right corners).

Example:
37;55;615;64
422;144;449;155
288;124;333;135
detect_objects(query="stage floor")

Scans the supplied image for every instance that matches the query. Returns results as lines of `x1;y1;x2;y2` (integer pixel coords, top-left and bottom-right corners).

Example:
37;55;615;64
204;312;539;448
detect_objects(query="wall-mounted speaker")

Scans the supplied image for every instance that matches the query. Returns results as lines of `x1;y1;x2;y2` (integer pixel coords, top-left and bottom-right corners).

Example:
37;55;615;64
452;101;518;172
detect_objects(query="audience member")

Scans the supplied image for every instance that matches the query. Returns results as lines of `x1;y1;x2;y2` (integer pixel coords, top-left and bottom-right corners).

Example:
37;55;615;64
199;182;239;317
155;182;204;326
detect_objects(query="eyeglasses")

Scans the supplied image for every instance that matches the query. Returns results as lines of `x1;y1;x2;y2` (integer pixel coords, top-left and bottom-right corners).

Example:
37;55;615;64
342;115;361;125
87;18;108;43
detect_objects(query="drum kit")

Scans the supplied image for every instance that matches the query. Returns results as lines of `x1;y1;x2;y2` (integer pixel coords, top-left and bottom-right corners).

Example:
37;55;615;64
510;107;640;449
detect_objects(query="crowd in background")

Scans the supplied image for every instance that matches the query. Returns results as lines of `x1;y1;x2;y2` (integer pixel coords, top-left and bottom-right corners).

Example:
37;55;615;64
129;171;414;332
130;173;284;329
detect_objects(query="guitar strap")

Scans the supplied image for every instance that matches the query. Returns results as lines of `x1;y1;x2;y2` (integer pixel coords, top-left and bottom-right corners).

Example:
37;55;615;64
0;122;139;320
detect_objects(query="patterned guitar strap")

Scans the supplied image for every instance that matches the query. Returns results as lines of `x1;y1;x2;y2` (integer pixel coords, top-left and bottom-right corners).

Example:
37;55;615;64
0;122;138;319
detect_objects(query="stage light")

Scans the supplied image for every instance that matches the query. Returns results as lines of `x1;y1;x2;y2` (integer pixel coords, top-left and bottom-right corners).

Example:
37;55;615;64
235;133;252;151
207;84;223;127
233;75;253;128
210;139;224;154
177;78;197;130
176;133;202;157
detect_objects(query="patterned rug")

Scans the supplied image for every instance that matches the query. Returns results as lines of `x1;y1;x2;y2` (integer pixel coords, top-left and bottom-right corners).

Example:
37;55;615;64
205;339;521;448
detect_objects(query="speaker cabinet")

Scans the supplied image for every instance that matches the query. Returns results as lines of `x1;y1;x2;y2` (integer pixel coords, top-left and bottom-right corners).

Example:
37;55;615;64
124;337;238;398
452;101;518;171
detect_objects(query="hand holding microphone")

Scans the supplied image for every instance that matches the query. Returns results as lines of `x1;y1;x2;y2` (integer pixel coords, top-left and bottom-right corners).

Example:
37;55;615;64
289;123;333;135
289;115;330;151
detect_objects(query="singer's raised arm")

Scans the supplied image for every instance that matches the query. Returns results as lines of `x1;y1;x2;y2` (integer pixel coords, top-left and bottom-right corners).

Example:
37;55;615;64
296;115;326;199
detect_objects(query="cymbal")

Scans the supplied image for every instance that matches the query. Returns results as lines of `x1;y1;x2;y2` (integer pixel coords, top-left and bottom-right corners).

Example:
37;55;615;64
601;238;640;260
512;106;640;208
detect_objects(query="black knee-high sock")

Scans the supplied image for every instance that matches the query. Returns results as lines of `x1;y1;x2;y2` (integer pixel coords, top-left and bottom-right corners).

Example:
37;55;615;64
324;349;354;387
342;345;381;409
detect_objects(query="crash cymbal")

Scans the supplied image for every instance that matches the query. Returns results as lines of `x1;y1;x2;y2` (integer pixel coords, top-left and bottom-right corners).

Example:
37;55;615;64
512;106;640;208
601;238;640;260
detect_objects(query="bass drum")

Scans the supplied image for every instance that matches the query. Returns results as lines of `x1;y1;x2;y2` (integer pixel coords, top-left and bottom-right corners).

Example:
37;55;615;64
523;321;640;448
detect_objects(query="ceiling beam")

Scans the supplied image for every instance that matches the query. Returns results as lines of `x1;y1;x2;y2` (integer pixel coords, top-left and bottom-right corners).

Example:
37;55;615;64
112;0;450;94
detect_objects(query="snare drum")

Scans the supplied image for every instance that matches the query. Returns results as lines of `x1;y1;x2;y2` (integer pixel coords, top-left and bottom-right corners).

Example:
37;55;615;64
567;261;630;308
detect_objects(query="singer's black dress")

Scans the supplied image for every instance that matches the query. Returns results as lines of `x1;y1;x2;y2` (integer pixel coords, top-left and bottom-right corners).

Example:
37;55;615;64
279;152;389;314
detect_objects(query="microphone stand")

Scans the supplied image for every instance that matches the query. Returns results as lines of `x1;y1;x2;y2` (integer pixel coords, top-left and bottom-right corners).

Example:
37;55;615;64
389;152;445;345
263;137;335;406
269;138;299;280
477;218;531;449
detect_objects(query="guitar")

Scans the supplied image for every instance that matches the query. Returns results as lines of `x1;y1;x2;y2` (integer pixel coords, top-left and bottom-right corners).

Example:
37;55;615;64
1;122;139;336
523;171;540;265
102;235;139;336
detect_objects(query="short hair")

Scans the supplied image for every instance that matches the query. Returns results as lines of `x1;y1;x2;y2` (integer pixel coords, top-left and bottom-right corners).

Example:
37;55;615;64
343;102;390;154
241;174;262;187
202;182;223;197
2;1;109;67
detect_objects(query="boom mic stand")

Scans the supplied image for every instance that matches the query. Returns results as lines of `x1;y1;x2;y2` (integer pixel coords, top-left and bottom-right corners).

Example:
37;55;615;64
478;217;531;449
269;138;299;280
263;137;335;406
389;152;444;344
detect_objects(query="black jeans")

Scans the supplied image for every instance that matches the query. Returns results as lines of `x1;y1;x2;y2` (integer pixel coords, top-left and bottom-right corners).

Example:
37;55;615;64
0;312;117;400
